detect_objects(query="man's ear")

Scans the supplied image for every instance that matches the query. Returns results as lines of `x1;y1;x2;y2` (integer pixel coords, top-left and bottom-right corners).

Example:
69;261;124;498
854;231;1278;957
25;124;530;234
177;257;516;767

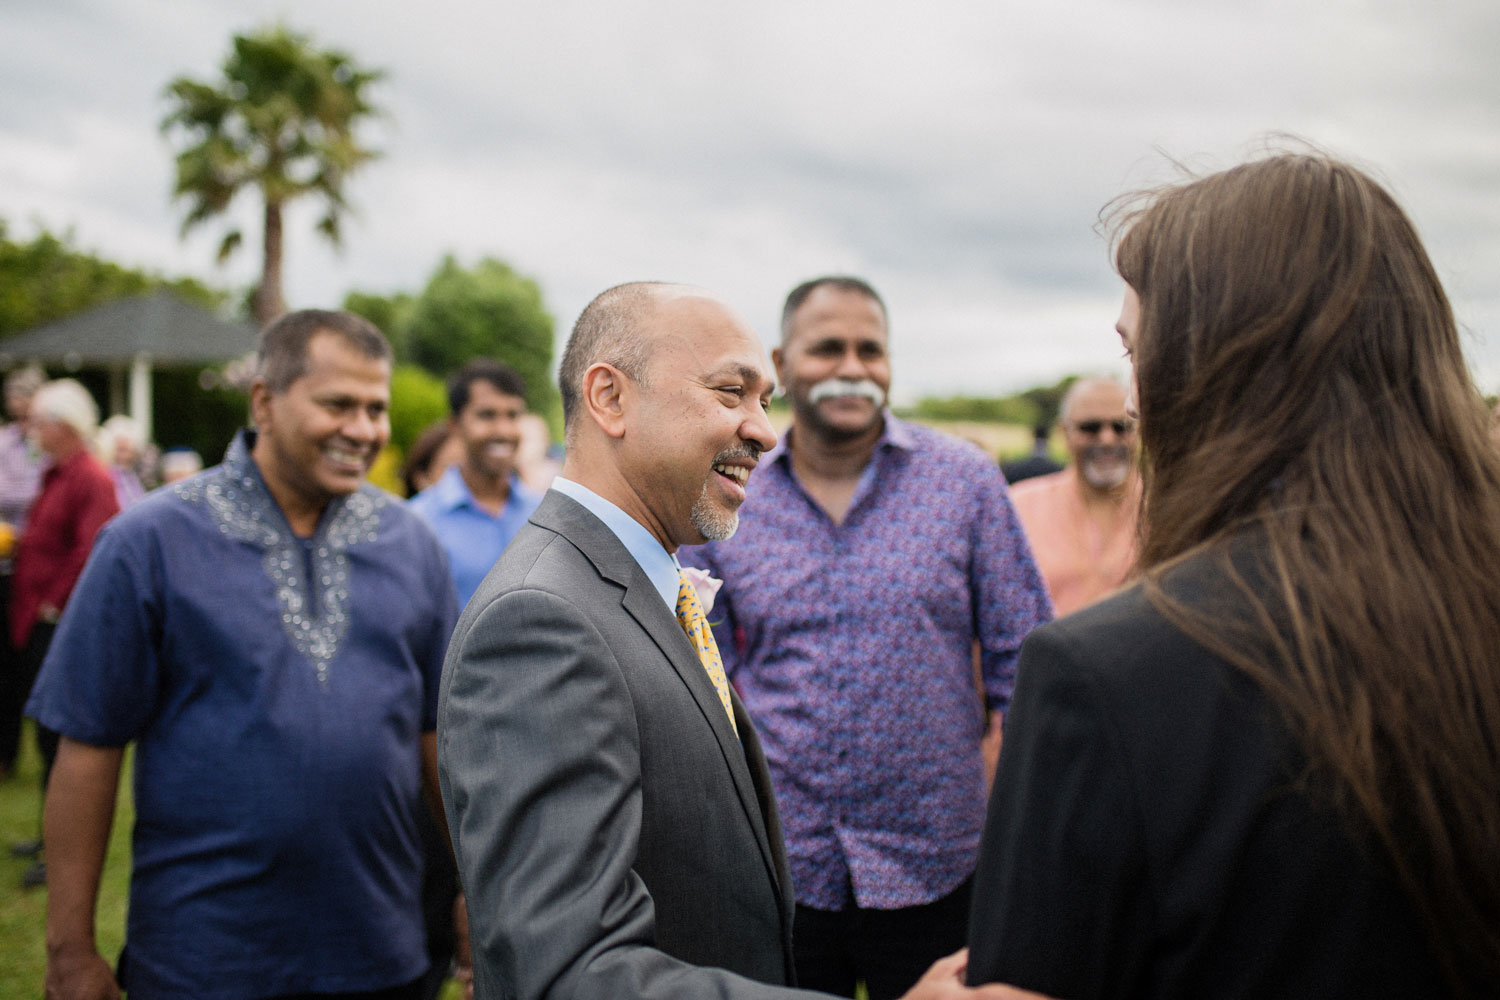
248;379;272;432
581;363;629;439
771;346;787;384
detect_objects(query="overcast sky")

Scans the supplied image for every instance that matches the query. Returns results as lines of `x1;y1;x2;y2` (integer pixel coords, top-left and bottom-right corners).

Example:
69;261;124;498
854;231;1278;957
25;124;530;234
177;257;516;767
4;0;1499;402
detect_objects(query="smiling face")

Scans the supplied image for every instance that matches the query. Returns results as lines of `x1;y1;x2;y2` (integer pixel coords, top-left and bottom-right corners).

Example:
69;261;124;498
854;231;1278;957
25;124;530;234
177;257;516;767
250;330;391;534
620;291;779;550
775;284;890;444
455;379;526;485
1061;378;1137;492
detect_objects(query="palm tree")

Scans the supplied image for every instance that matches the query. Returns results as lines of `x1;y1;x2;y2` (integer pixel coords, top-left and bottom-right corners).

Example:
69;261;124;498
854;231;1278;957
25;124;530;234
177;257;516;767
162;25;384;325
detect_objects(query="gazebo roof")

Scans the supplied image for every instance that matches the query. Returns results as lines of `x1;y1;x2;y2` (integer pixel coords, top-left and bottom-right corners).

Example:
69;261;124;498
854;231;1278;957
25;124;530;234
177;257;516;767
0;290;256;366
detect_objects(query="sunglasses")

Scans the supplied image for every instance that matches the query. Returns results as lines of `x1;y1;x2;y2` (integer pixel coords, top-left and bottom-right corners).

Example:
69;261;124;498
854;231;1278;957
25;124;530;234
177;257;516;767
1073;419;1136;437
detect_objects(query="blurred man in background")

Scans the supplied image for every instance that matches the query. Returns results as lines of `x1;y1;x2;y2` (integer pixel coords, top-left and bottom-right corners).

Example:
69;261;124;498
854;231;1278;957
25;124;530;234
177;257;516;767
409;359;543;609
1009;376;1140;617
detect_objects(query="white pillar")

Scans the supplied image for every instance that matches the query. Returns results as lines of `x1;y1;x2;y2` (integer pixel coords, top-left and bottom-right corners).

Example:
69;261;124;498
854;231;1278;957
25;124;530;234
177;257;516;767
129;353;153;444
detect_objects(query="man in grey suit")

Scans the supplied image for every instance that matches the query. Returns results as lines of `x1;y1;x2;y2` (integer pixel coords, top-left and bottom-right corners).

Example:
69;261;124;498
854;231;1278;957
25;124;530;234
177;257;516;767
438;283;1022;1000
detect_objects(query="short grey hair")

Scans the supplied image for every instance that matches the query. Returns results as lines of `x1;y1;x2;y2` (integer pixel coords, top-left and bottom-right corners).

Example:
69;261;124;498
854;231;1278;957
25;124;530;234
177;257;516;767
32;379;99;439
98;414;146;457
257;309;391;394
779;275;887;345
558;282;669;432
1059;375;1128;425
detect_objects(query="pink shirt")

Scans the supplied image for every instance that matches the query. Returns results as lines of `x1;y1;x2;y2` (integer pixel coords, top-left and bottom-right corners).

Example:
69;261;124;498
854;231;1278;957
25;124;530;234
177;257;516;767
1009;466;1141;617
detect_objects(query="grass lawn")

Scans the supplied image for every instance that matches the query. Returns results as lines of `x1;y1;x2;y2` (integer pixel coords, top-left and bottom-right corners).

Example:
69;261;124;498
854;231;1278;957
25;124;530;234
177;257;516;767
0;724;463;999
0;723;130;997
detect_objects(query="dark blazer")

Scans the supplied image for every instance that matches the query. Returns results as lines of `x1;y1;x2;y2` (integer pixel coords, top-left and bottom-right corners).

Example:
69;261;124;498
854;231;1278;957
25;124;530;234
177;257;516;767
966;550;1446;999
438;491;807;1000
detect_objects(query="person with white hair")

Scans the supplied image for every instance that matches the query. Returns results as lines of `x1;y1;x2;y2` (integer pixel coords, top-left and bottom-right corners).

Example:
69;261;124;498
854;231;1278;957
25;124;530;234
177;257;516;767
158;447;203;484
1007;376;1142;617
96;414;149;509
10;378;118;887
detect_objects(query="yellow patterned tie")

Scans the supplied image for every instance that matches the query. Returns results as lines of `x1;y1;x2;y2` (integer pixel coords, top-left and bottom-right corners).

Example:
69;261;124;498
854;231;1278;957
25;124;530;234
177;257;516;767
675;572;738;736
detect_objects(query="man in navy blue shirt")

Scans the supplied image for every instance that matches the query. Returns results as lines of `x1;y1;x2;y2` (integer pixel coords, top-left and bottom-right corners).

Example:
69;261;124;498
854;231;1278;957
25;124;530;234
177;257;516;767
28;310;458;1000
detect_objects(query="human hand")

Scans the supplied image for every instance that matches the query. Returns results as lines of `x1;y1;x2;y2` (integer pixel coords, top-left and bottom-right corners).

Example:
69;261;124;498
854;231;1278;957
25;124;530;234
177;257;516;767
452;891;474;1000
900;949;1055;1000
981;713;1003;789
45;944;120;1000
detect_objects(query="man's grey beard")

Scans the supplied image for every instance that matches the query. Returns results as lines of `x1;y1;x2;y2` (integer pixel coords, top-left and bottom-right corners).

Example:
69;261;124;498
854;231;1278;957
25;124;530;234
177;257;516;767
1080;444;1131;490
689;442;760;541
691;486;739;541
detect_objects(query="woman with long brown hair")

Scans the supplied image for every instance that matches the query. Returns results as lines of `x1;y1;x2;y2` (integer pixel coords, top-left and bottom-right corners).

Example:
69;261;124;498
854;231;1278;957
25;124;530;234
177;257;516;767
966;153;1500;998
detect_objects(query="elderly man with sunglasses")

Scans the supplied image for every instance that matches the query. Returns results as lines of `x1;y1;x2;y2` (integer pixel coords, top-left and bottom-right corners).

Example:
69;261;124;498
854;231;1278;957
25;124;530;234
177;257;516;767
1009;376;1142;617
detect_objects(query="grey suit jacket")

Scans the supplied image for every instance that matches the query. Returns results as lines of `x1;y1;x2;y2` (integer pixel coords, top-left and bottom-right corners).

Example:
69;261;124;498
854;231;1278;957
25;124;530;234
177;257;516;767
438;491;812;1000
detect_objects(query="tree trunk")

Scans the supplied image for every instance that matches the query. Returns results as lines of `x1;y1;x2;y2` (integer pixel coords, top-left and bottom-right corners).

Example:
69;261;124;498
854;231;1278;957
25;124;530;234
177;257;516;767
254;199;287;326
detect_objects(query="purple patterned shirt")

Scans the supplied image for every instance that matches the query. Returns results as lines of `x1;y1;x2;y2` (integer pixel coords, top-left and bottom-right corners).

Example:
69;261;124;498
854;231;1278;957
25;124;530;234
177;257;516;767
682;416;1052;910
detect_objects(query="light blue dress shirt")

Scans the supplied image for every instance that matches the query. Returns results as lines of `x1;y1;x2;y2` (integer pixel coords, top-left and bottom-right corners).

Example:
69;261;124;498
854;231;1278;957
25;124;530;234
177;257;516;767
409;464;543;608
549;477;680;611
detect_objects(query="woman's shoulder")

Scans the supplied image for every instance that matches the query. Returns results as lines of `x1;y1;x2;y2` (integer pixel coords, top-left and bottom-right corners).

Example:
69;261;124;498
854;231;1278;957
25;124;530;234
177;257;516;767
1021;546;1270;720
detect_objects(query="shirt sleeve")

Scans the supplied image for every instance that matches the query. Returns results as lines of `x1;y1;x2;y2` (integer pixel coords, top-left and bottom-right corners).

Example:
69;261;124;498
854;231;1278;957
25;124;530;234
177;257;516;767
418;531;460;732
965;621;1152;998
970;462;1053;714
26;517;161;746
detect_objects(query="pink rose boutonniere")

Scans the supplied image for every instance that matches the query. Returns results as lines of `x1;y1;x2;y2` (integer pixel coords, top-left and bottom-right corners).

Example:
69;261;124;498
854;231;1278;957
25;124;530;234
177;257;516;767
681;566;723;616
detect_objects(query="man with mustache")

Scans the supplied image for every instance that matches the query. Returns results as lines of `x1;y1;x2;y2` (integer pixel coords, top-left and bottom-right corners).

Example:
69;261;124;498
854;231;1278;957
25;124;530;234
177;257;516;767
680;276;1052;1000
27;310;458;1000
439;281;1022;1000
1009;376;1141;617
409;359;544;610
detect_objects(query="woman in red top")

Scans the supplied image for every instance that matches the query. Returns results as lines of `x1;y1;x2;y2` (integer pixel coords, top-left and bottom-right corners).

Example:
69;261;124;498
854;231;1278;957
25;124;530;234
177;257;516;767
10;378;117;886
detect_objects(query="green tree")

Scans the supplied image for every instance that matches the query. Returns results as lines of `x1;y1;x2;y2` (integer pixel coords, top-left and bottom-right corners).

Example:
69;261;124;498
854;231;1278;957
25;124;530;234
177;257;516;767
387;363;449;455
1018;375;1079;430
0;219;245;456
402;255;560;428
343;288;417;362
161;24;384;325
0;220;224;337
903;394;1039;426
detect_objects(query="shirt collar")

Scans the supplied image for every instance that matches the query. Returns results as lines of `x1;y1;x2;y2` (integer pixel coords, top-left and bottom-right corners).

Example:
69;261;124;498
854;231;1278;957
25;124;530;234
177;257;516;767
550;477;680;610
225;429;359;540
429;463;536;515
770;410;915;468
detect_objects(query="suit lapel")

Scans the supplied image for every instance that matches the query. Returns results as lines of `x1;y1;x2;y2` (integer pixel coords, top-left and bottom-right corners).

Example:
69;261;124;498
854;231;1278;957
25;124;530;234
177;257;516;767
618;570;786;904
735;694;794;928
530;492;786;902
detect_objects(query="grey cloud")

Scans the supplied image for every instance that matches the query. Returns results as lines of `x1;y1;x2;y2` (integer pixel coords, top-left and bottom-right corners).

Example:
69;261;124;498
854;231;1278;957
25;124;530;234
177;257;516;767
4;0;1499;398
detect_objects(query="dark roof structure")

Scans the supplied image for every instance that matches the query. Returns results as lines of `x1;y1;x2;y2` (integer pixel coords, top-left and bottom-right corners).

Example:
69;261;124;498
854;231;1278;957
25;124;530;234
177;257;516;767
0;290;256;366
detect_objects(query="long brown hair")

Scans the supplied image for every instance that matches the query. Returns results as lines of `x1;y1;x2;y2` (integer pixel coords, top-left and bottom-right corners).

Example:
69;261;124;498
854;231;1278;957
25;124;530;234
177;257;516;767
1114;153;1500;993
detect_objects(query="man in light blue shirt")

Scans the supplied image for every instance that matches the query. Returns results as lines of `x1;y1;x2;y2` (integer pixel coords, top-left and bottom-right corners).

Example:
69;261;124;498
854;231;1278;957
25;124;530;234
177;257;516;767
409;359;544;607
